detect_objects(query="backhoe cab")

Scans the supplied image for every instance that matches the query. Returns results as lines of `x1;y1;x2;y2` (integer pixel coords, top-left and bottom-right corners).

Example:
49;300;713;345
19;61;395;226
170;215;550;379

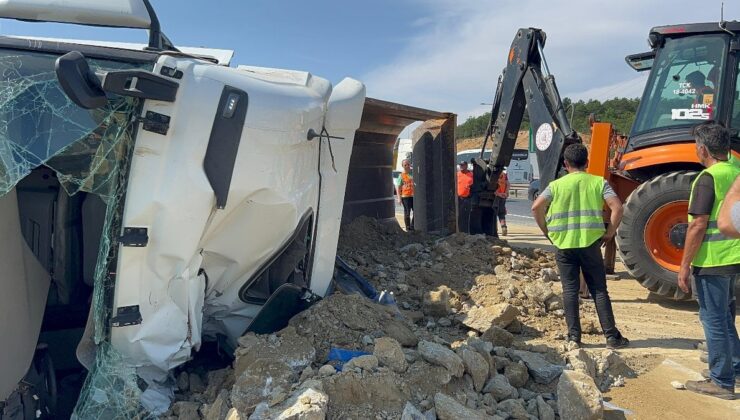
0;0;365;417
613;21;740;299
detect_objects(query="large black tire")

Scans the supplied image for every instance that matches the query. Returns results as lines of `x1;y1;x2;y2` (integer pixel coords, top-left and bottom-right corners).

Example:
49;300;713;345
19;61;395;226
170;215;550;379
617;171;698;300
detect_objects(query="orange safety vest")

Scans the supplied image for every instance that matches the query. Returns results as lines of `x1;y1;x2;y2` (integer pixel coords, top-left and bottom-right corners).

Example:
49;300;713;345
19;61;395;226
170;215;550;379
496;173;508;195
400;172;415;197
457;170;473;198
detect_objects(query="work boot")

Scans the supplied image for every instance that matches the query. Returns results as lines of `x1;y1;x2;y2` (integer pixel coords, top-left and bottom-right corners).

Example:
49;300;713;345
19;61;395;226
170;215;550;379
700;369;740;386
685;379;735;400
566;336;581;349
501;226;508;236
606;336;630;349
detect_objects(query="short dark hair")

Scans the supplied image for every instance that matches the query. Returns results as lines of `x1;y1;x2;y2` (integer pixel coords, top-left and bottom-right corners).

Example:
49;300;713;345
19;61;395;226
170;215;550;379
693;121;730;159
563;144;588;169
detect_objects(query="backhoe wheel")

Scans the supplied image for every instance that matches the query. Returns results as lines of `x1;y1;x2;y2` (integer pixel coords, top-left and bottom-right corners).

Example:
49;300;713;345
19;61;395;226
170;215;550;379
617;171;698;300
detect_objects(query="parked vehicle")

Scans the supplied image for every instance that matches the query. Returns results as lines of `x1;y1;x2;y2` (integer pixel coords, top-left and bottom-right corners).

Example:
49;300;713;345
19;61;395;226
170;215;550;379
528;179;540;201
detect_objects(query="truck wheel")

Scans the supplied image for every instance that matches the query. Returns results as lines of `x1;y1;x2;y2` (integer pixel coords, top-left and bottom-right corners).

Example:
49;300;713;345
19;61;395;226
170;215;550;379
617;171;698;300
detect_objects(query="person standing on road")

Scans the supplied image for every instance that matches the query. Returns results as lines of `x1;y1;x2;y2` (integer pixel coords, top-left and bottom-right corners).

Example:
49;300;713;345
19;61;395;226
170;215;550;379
495;171;510;236
677;122;740;400
457;161;474;233
531;144;629;349
396;159;415;231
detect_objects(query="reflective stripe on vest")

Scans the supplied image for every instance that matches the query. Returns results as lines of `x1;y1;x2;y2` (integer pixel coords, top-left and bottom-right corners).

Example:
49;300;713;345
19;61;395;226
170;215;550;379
689;160;740;268
546;172;606;249
400;172;415;197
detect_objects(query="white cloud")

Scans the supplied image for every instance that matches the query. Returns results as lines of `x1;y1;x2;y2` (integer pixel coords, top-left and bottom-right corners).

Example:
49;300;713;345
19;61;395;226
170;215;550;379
362;0;739;120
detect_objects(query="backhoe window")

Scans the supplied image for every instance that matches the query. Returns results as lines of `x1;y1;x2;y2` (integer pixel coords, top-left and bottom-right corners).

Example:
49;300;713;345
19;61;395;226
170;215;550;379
632;35;727;135
731;60;740;133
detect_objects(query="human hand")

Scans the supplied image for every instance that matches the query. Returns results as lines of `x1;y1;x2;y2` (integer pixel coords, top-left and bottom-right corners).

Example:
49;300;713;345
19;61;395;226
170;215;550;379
600;232;614;248
678;265;692;294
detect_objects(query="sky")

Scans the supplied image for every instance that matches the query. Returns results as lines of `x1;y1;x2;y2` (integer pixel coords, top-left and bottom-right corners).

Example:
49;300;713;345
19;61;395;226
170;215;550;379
1;0;739;123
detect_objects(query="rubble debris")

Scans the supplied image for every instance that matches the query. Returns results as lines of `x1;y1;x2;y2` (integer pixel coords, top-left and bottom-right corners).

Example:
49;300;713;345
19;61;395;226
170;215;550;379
671;381;686;390
374;337;408;373
433;392;491;420
557;370;603;420
168;217;648;419
463;303;520;332
418;341;465;377
506;349;564;384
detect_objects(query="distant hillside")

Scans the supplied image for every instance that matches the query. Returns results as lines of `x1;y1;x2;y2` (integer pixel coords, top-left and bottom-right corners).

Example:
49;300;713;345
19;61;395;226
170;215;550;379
456;97;639;141
456;130;592;153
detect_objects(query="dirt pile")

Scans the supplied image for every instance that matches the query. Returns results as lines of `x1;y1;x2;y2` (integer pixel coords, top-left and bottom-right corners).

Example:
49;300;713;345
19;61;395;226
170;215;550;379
164;217;633;419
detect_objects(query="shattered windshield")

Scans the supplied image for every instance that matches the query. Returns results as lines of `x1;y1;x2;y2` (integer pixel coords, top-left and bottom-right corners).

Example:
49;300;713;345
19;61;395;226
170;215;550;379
0;49;146;199
632;35;727;135
0;48;154;418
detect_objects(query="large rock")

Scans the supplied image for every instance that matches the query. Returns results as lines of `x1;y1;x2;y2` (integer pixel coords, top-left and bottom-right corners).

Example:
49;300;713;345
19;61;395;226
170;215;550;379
423;285;453;317
523;281;555;304
433;393;492;420
235;327;316;377
482;374;517;402
344;354;378;371
204;390;230;420
567;349;597;379
418;341;465;377
507;350;563;384
231;359;296;416
248;380;328;420
374;337;408;373
536;396;555;420
401;402;426;420
465;338;495;379
457;346;489;391
557;370;603;420
463;304;519;332
481;326;514;348
497;399;528;420
504;362;529;388
172;401;201;420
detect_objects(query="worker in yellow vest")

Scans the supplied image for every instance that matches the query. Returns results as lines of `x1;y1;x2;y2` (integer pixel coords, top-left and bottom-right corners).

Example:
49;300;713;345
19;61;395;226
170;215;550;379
531;144;629;349
395;159;415;231
678;122;740;400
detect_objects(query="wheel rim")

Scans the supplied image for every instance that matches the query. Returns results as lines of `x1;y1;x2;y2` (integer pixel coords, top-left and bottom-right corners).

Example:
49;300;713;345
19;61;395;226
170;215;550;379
643;201;688;272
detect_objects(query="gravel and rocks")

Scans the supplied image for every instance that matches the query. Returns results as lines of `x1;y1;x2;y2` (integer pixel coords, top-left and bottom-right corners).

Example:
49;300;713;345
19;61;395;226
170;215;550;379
166;216;644;419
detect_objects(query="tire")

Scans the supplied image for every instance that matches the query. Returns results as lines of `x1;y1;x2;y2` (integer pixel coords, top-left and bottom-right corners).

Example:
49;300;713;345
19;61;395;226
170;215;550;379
617;171;698;300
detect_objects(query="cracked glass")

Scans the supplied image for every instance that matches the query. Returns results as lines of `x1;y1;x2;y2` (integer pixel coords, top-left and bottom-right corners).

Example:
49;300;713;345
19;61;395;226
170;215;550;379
0;48;154;418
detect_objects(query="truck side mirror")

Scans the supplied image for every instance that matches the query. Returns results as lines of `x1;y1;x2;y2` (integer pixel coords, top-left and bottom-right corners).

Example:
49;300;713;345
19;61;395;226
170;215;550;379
55;51;107;109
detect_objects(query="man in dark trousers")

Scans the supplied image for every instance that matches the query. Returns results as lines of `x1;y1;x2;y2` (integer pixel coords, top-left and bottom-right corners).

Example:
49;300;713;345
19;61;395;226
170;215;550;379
531;144;629;349
678;121;740;400
457;161;474;233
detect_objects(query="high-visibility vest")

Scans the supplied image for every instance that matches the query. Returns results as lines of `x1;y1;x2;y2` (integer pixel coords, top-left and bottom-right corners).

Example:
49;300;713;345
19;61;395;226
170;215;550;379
689;160;740;268
400;172;414;197
458;170;473;198
496;172;508;195
546;172;606;249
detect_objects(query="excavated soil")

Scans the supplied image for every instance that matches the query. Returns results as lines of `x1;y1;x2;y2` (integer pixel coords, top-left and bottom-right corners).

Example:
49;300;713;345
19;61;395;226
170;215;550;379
164;217;661;420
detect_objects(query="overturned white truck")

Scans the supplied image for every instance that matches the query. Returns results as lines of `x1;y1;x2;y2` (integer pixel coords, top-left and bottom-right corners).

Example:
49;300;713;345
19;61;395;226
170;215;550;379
0;0;365;417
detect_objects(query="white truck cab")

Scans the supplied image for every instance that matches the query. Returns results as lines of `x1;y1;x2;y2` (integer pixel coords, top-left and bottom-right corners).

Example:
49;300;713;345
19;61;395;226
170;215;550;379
0;1;365;417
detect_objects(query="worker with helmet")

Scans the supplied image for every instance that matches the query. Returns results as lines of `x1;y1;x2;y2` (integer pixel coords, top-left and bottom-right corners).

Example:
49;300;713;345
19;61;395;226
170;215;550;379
531;144;629;349
679;121;740;400
457;161;474;233
396;159;415;231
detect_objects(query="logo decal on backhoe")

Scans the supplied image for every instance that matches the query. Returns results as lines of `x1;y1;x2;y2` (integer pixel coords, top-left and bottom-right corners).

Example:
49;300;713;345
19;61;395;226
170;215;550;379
671;108;710;120
535;123;553;151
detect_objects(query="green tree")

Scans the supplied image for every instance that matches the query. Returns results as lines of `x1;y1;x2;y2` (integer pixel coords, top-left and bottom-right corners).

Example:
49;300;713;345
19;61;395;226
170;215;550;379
457;97;640;139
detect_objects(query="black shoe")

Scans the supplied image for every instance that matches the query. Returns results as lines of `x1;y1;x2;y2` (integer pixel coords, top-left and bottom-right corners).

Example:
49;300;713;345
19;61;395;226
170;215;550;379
566;336;582;349
607;336;630;349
